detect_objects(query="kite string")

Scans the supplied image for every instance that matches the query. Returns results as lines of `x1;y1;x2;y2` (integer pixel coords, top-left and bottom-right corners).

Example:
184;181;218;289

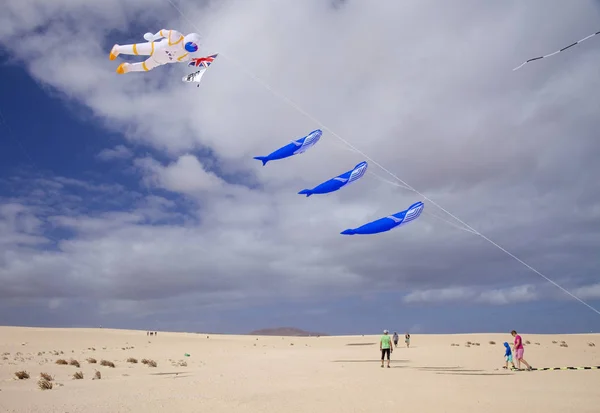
164;0;600;316
513;29;600;71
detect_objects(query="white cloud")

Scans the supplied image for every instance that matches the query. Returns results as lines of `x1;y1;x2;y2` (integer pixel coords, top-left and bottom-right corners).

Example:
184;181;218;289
97;145;133;161
573;283;600;300
135;154;225;194
403;287;475;304
1;0;600;328
403;284;540;305
476;285;539;305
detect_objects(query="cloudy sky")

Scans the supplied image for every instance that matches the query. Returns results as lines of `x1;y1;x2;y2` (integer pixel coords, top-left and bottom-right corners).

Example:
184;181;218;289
1;0;599;335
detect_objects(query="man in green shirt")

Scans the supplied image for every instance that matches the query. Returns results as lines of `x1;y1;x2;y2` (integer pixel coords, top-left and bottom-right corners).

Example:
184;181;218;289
380;329;393;368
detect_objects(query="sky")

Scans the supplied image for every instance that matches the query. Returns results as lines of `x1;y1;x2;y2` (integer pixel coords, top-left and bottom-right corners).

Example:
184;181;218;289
1;0;600;335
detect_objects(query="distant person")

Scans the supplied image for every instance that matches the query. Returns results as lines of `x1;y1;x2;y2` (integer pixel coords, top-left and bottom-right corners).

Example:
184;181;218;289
380;330;393;368
393;332;399;348
503;342;516;370
405;333;411;348
511;330;532;371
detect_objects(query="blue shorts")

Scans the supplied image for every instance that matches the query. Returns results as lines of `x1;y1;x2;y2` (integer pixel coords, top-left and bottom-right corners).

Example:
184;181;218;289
505;355;513;362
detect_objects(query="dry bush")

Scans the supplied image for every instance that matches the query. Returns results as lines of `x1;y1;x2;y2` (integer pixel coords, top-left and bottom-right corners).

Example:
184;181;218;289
2;352;9;356
588;342;596;347
38;379;53;390
73;371;84;380
15;370;30;379
127;357;138;364
147;360;157;367
525;340;531;345
40;372;53;381
560;343;569;348
2;356;8;360
535;342;541;345
489;341;496;345
94;370;101;380
69;359;80;368
552;340;558;344
178;361;187;367
100;360;115;368
37;352;43;356
141;358;149;364
87;358;97;364
474;343;480;346
56;359;68;365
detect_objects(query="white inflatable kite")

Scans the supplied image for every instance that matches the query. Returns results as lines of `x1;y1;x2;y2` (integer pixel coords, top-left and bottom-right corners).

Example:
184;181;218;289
109;29;202;74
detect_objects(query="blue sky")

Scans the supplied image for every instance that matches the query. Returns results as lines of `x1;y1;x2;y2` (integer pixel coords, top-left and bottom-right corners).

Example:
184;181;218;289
1;0;600;335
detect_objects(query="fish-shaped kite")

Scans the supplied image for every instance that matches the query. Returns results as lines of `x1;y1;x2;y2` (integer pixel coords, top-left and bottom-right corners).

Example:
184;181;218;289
253;129;322;166
298;161;368;197
341;201;424;235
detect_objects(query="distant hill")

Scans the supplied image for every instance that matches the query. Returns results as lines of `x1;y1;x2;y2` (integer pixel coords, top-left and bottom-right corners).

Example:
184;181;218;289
249;327;328;337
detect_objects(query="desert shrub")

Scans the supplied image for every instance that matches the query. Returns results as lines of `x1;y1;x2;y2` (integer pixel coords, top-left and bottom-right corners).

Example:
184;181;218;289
489;341;496;345
40;372;53;381
552;340;557;344
525;340;531;345
100;360;115;368
560;343;568;348
38;379;53;390
588;342;596;347
141;358;149;364
147;360;157;367
87;358;97;364
178;361;187;367
56;359;68;365
69;359;80;368
73;371;84;379
127;357;138;363
15;370;30;379
94;370;101;379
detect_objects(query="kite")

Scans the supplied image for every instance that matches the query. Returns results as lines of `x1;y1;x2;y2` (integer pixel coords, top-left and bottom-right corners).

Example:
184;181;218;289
109;29;202;74
298;161;368;197
182;54;219;87
253;129;322;166
513;29;600;71
340;201;424;235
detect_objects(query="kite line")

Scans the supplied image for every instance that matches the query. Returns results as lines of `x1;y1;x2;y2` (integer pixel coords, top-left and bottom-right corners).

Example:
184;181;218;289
511;366;600;371
164;0;600;317
513;29;600;71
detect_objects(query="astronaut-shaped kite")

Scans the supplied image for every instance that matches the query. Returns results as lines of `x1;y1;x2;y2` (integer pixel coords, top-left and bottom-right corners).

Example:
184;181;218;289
109;29;203;74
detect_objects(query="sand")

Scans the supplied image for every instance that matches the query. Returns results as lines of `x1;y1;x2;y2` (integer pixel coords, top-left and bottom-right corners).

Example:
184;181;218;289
0;327;598;412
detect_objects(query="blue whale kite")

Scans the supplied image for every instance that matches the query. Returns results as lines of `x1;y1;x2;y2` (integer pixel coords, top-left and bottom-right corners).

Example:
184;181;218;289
298;161;368;197
253;129;322;166
340;201;424;235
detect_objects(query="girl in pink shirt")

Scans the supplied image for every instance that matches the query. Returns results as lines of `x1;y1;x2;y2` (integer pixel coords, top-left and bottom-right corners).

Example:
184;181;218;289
511;330;533;370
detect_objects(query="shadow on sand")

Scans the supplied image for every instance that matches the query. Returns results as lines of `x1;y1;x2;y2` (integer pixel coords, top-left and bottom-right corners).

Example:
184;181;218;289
332;359;409;363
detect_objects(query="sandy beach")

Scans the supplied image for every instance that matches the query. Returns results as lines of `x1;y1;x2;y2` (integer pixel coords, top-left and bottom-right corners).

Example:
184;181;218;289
0;327;598;412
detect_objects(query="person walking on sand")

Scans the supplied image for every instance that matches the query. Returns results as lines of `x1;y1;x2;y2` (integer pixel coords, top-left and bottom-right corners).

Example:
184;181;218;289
380;330;393;368
503;342;516;370
405;333;411;348
511;330;533;371
393;332;399;348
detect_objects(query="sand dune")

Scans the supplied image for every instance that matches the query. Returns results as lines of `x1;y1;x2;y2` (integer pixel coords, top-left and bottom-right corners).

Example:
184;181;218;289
0;327;598;412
